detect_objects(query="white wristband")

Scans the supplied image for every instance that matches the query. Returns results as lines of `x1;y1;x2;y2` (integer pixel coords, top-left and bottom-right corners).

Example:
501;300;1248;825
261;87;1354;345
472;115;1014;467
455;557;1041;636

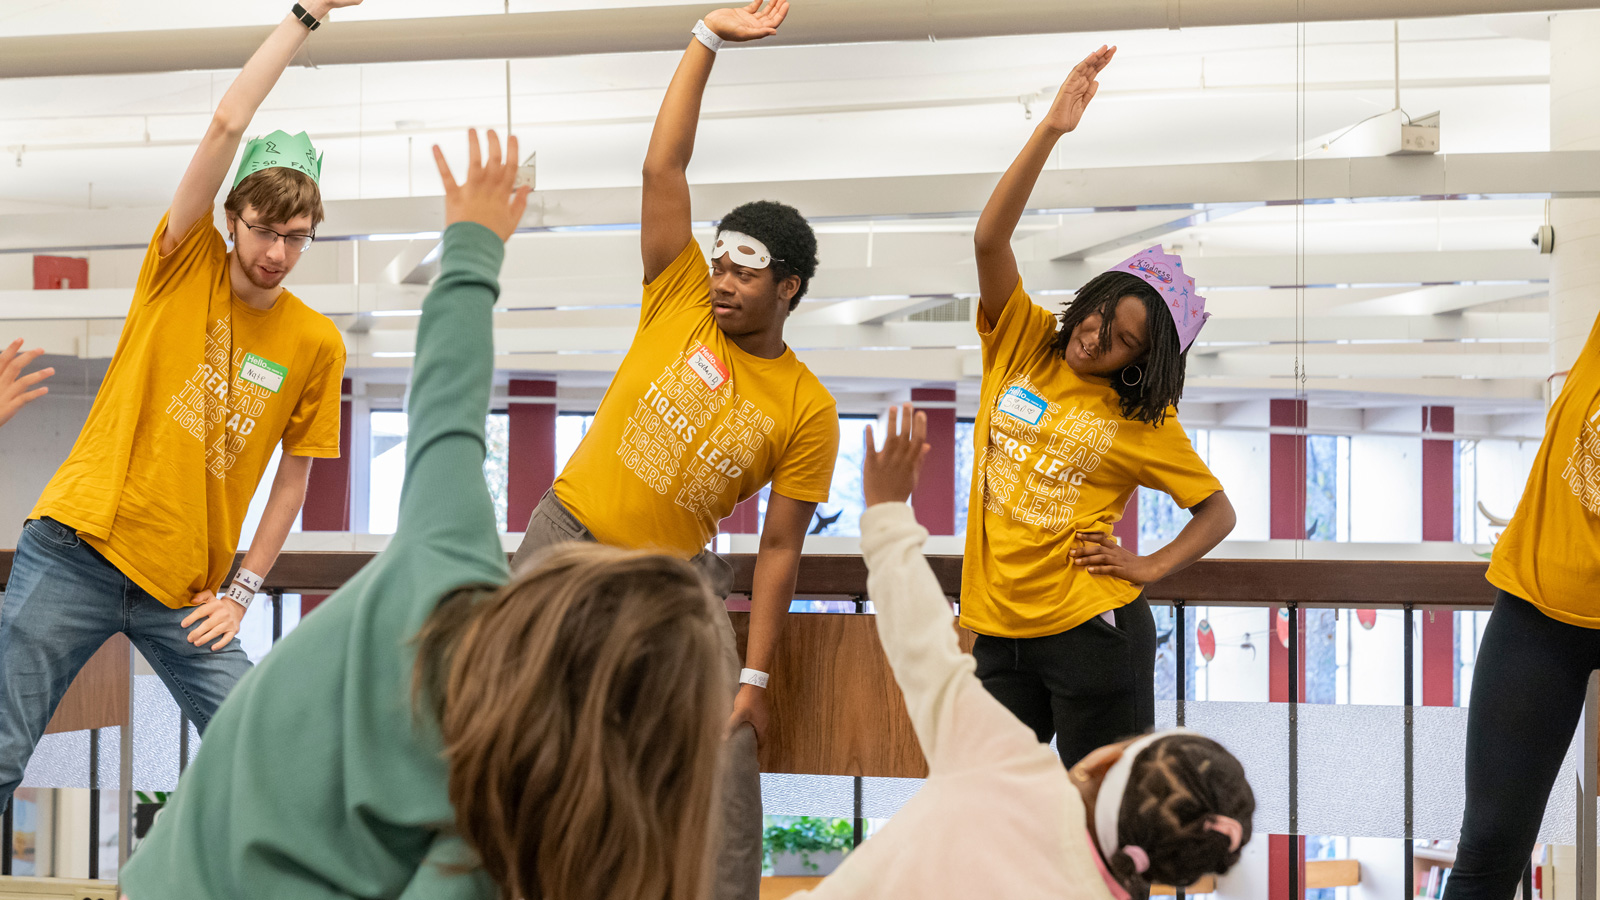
224;581;256;610
693;19;724;53
739;668;769;689
232;567;264;593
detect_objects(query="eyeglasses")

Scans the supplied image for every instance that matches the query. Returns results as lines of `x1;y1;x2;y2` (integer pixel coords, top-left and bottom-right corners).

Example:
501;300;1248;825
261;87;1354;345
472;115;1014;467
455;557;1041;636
237;214;315;253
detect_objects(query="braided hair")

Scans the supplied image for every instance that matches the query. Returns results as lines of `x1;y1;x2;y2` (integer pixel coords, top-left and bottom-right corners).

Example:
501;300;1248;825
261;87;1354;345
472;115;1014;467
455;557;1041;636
1106;734;1255;895
1050;271;1189;426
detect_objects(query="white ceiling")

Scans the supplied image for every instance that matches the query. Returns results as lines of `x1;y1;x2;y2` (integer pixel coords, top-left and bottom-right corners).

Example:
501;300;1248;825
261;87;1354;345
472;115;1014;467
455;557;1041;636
0;5;1586;418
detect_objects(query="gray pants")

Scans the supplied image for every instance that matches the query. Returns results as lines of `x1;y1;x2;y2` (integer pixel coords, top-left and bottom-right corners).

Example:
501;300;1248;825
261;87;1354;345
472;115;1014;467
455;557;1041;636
511;491;762;900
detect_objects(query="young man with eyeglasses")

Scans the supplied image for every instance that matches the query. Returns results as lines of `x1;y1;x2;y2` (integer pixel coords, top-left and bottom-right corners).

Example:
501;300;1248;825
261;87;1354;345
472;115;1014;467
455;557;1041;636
0;1;356;816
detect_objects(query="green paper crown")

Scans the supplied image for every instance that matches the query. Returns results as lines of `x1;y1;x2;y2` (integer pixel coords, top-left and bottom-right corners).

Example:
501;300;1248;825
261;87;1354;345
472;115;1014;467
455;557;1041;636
232;130;323;188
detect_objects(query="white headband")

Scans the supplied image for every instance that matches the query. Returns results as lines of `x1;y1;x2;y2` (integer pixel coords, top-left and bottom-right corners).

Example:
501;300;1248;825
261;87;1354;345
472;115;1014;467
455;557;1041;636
712;230;776;270
1093;728;1197;862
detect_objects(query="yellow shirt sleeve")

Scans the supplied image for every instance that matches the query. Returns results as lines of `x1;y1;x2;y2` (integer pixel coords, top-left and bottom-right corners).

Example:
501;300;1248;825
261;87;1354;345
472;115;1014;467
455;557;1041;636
1137;417;1223;509
640;239;710;329
282;344;347;458
138;211;225;304
770;396;840;505
978;278;1058;379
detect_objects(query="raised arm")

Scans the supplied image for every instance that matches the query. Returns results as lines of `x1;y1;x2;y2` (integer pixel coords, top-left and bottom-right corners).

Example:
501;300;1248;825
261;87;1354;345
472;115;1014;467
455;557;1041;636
161;0;362;255
974;45;1114;325
858;405;973;760
391;131;529;551
641;1;789;281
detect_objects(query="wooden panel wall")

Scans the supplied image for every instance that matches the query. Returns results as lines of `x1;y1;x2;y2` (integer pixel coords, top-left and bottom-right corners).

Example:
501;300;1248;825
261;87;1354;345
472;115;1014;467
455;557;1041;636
43;635;128;734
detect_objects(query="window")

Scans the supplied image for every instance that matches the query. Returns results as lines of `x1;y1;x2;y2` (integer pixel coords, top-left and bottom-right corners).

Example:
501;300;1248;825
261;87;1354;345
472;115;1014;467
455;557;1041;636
806;417;874;537
954;420;975;536
555;412;597;475
368;411;510;534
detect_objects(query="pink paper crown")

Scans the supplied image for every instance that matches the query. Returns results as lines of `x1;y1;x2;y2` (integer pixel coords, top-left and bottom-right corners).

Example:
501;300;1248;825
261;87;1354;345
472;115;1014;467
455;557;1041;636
1112;245;1209;352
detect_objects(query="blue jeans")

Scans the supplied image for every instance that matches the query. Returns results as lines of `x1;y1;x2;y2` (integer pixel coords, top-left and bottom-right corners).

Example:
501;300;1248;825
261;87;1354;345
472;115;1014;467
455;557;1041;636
0;517;253;814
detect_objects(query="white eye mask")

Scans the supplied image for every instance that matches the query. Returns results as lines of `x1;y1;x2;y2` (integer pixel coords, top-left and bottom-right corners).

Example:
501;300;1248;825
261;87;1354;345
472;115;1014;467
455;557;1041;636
712;230;777;269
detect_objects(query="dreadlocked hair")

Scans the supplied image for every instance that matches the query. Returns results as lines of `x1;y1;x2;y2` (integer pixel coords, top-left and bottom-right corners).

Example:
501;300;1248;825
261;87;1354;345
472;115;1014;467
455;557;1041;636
1106;734;1255;895
1051;271;1188;426
715;200;819;310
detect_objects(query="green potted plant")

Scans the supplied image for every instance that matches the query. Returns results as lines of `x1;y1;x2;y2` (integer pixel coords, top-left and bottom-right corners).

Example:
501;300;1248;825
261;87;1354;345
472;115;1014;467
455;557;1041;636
134;791;169;840
763;816;854;876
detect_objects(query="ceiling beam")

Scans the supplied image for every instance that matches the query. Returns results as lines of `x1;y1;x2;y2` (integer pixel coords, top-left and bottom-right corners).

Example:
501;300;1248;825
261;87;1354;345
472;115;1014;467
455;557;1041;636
4;151;1597;255
1019;204;1257;262
0;250;1549;324
7;0;1594;79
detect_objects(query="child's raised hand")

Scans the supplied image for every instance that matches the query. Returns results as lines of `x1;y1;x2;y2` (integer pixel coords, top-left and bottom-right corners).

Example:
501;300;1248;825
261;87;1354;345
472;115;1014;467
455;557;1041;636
433;129;531;243
1042;44;1116;135
863;402;930;508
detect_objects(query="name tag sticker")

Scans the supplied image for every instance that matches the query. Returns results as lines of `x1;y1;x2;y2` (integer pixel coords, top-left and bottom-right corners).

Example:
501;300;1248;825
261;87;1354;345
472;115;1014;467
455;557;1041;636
239;353;288;394
998;386;1046;425
687;343;730;392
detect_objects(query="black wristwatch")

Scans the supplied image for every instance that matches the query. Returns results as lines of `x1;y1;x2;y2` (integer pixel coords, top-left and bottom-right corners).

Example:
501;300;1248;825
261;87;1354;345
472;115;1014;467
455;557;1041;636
291;2;321;30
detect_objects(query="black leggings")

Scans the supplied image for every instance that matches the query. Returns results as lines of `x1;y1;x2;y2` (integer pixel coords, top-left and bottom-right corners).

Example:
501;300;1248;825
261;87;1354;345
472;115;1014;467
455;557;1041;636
972;596;1157;769
1444;591;1600;900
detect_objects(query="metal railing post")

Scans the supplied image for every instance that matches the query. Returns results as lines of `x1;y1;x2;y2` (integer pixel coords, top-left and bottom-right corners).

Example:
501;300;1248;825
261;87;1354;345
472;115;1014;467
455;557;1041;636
1288;603;1299;900
1175;600;1186;727
87;728;99;880
2;801;12;875
1175;600;1187;900
1577;670;1599;899
853;593;865;849
118;648;134;878
1404;603;1415;900
270;590;284;644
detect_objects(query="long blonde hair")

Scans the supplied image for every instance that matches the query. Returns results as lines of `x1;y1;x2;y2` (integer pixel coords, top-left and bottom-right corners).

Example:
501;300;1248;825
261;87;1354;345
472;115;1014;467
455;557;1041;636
414;542;730;900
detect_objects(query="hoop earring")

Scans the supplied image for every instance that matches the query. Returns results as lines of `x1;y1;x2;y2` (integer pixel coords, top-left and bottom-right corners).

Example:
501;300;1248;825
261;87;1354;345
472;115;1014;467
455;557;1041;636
1121;365;1144;388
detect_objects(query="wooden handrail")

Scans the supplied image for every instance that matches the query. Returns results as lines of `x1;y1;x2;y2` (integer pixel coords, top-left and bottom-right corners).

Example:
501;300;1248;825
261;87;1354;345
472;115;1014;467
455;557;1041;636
0;548;1497;777
0;550;1498;609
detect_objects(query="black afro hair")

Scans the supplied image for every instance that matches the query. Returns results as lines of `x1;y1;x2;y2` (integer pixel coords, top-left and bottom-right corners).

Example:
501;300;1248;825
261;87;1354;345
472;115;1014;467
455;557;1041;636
715;200;819;310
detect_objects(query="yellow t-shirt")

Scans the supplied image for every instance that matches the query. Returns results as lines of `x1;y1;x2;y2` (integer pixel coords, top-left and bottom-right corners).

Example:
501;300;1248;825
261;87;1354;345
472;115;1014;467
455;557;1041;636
1488;312;1600;627
960;280;1223;639
553;239;839;558
31;213;346;609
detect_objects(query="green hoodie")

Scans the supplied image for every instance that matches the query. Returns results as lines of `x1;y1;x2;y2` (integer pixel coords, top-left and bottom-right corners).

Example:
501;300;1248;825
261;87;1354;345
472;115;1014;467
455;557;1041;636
123;221;510;899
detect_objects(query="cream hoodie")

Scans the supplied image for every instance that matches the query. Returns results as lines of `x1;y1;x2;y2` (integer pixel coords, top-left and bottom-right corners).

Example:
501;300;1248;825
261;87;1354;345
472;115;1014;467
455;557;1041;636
796;503;1122;900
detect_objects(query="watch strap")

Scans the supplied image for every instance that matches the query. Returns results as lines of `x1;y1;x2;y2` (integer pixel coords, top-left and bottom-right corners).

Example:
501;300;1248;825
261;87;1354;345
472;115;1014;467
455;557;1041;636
291;3;321;31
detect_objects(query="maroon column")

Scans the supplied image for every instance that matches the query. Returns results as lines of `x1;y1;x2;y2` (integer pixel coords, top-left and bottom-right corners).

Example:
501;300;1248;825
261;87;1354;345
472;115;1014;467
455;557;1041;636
299;378;354;615
1422;406;1456;707
1268;396;1308;900
508;379;557;533
721;495;762;535
911;387;956;535
1111;493;1139;554
1270;399;1308;541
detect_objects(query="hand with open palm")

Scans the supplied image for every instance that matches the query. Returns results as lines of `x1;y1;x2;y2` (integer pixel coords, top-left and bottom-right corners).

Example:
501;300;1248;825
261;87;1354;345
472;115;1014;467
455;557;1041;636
704;0;790;43
1042;45;1116;136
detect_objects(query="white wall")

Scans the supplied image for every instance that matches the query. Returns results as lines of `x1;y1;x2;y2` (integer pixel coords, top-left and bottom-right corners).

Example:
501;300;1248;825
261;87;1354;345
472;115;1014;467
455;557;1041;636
1195;606;1272;703
0;392;91;546
1349;435;1422;543
1349;838;1408;900
1208;430;1272;542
